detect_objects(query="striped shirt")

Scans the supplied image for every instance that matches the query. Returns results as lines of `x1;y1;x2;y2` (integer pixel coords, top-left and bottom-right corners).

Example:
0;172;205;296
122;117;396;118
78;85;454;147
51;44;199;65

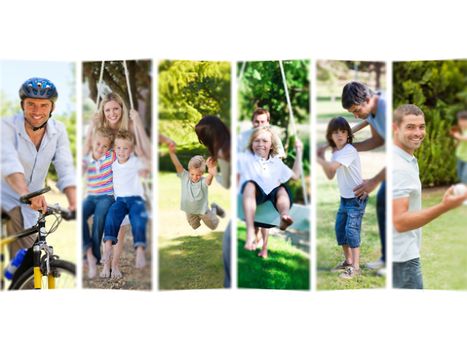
85;150;116;195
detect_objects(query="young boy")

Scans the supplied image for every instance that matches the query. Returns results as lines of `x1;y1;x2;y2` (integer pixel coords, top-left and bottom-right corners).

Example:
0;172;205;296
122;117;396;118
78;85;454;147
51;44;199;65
82;127;116;279
102;130;148;278
451;111;467;184
168;143;225;230
317;117;368;279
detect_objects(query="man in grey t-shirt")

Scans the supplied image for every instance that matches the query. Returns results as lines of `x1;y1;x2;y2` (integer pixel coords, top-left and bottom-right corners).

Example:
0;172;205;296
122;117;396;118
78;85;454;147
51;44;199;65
392;104;467;289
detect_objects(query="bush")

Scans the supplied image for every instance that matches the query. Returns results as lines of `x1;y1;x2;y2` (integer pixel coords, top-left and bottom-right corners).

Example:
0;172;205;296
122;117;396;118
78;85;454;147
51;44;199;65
159;143;210;172
393;60;467;186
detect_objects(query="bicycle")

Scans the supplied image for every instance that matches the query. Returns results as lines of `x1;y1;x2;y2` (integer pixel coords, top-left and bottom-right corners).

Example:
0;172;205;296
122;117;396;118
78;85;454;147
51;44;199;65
1;186;76;290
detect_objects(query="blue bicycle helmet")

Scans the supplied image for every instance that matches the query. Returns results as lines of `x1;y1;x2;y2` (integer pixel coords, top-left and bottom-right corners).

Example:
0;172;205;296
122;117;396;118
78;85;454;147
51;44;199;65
19;77;58;103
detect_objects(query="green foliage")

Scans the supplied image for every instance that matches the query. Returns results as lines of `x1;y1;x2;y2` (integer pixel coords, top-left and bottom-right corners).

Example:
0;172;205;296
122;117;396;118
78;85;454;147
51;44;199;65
48;114;77;182
158;60;231;141
0;91;21;117
394;60;467;186
238;60;310;132
159;142;209;172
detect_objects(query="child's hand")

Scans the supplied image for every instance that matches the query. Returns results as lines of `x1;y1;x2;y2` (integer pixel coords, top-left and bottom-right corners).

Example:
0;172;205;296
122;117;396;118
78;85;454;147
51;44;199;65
168;143;176;153
317;144;328;159
139;168;150;178
207;157;217;176
295;139;303;153
129;109;139;120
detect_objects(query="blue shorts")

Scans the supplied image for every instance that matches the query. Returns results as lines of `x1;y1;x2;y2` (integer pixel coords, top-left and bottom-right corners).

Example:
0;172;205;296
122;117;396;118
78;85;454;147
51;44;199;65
240;180;293;211
335;196;367;248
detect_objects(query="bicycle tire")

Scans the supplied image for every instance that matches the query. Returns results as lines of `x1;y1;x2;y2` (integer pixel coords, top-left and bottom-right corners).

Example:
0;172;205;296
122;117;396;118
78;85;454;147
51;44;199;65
9;259;76;290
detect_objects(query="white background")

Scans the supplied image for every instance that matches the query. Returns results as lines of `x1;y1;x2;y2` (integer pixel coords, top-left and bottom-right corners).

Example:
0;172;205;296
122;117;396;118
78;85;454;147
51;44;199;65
1;0;466;349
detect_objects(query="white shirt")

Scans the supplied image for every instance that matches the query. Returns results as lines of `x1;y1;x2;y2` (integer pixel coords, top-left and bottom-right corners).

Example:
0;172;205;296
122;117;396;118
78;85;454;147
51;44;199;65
392;145;422;262
1;114;76;228
112;155;145;198
237;151;293;195
331;144;362;198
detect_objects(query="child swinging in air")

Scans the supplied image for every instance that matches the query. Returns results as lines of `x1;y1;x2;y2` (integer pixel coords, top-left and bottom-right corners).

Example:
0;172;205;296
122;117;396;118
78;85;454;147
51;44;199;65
317;116;367;279
102;130;149;278
238;126;303;258
168;143;225;230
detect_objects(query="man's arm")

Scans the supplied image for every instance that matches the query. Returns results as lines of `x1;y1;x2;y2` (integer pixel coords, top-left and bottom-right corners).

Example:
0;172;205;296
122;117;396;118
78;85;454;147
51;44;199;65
63;186;77;212
353;167;386;197
393;188;467;232
4;173;47;213
351;120;369;134
352;124;385;152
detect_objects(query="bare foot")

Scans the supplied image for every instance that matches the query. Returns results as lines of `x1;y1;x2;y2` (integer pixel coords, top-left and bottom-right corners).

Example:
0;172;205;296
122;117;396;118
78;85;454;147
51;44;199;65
87;252;97;279
100;262;111;278
135;247;146;269
111;266;122;279
258;249;268;259
244;239;257;251
279;214;293;230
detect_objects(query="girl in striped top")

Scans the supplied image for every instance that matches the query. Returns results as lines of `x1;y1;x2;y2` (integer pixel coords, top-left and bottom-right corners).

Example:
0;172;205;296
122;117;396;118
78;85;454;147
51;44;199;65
82;127;116;279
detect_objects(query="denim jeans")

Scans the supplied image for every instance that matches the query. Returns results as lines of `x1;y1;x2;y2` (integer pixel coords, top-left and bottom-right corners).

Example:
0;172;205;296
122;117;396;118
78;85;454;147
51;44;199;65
393;258;423;289
335;196;368;248
82;195;115;261
377;180;386;262
457;159;467;183
104;196;148;248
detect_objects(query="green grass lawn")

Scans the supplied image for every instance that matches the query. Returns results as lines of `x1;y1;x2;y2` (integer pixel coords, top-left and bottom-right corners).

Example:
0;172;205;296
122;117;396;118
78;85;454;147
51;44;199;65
421;187;467;290
237;223;310;290
316;99;353;122
158;171;230;290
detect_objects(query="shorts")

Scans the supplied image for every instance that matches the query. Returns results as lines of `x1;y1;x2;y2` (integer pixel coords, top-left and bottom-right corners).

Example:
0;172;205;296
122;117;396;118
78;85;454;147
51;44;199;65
335;196;367;248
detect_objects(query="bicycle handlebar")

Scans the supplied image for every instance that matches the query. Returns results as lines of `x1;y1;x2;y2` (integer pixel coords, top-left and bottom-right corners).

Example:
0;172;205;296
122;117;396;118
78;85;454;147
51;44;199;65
19;186;51;205
45;205;76;221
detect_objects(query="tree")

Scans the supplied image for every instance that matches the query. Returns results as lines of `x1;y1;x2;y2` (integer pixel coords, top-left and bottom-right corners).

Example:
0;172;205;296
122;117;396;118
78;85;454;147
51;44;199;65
158;60;231;143
238;60;310;143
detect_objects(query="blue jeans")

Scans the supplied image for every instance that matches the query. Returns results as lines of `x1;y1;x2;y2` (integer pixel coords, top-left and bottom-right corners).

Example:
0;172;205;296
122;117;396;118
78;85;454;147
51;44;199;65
82;195;115;261
104;196;148;248
335;197;367;248
377;180;386;262
457;159;467;183
393;258;423;289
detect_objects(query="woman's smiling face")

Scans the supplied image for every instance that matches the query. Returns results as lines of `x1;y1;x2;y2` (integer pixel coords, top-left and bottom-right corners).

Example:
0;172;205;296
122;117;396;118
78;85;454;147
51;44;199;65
103;100;122;127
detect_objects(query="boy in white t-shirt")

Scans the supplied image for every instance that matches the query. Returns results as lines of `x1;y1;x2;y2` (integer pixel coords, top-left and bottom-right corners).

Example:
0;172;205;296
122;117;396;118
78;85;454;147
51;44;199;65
238;126;303;258
102;130;149;278
317;116;368;279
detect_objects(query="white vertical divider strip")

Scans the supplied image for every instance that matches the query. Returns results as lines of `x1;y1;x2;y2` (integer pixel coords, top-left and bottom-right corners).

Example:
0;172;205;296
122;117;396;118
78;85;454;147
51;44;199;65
386;60;393;290
231;60;238;290
153;59;159;291
310;59;317;292
76;60;83;290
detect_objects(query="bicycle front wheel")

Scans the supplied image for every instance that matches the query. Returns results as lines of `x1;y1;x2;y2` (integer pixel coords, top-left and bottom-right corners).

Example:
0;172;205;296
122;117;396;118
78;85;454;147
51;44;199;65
10;259;76;290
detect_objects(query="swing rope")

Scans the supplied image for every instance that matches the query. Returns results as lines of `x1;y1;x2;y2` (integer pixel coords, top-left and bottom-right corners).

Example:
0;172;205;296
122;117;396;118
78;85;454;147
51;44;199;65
95;60;105;108
278;60;309;206
123;60;134;110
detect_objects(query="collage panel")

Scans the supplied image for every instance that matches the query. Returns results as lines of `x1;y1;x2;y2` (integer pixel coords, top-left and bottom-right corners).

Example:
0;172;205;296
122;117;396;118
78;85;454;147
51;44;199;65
158;60;231;290
81;60;152;290
236;60;311;290
316;60;386;290
1;61;77;290
392;60;467;290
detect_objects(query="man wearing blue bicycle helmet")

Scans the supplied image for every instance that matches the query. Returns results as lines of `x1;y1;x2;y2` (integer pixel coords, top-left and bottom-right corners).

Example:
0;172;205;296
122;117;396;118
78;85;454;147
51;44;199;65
1;77;76;257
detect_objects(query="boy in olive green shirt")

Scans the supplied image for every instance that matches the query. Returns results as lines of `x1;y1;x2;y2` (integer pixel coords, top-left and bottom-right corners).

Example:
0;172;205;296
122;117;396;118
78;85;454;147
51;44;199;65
451;111;467;184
